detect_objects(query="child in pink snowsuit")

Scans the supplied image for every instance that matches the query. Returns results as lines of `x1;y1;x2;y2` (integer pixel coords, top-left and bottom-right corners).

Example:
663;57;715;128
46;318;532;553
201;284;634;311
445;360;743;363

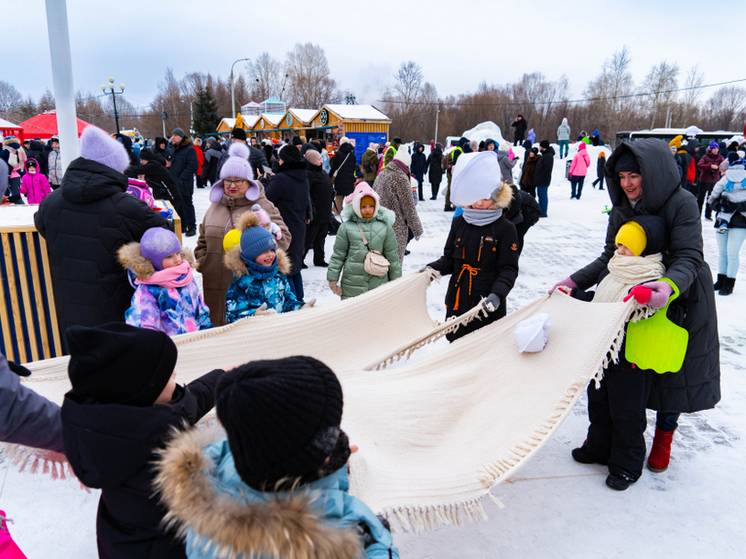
19;158;51;204
118;227;211;335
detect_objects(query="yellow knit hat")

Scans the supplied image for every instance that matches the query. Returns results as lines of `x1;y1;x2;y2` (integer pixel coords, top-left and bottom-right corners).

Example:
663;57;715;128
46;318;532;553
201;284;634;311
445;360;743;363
669;135;683;149
222;228;241;252
615;221;647;256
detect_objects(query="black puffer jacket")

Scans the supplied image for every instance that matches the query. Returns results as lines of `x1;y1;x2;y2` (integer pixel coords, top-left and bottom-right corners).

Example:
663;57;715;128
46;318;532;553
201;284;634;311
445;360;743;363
61;370;222;559
265;161;311;274
411;145;427;179
571;139;720;413
141;160;185;219
533;146;555;186
34;158;169;336
427;149;443;185
169;139;198;191
329;142;356;197
306;162;333;224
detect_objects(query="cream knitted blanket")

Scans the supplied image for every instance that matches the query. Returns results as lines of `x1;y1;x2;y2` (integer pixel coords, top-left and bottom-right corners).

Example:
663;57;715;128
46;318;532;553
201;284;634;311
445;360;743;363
12;273;634;532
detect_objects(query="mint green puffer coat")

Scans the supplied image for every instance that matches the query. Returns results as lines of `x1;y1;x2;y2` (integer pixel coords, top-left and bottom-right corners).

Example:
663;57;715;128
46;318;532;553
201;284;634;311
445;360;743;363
327;204;402;299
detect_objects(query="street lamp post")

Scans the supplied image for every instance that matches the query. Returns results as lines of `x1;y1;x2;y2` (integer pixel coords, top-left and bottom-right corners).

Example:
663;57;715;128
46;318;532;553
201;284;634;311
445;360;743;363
101;77;125;134
230;57;251;118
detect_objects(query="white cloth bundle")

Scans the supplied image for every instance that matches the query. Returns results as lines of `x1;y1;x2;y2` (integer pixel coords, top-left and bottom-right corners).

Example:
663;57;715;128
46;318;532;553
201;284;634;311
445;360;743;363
514;312;551;353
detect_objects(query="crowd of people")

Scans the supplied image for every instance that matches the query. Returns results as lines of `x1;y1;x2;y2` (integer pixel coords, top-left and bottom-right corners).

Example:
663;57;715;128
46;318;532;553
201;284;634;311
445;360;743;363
0;112;743;556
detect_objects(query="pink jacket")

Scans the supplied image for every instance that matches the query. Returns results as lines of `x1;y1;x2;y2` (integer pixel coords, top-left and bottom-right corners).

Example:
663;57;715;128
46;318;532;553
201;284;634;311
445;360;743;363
20;159;52;204
569;143;590;177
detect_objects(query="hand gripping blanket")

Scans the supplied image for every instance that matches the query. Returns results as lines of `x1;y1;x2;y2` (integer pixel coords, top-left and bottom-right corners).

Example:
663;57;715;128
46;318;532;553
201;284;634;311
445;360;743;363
11;273;634;532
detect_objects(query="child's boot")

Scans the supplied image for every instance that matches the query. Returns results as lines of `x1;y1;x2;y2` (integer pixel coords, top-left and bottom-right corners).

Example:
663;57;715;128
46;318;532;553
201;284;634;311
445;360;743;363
713;273;726;291
647;428;675;473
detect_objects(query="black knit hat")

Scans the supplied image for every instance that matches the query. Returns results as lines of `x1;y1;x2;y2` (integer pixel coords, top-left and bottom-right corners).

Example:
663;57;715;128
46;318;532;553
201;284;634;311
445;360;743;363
65;323;177;406
278;144;302;164
613;150;640;174
215;356;344;490
231;127;247;141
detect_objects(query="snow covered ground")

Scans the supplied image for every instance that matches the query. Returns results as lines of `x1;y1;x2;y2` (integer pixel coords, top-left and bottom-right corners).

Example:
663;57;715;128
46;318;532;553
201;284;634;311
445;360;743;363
2;147;745;558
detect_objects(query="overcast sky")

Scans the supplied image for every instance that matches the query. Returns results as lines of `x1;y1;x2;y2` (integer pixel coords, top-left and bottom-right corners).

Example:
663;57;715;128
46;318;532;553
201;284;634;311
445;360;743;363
7;0;738;111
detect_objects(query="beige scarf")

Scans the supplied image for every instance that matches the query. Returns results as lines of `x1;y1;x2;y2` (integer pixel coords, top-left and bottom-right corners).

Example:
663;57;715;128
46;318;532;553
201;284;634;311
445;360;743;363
593;252;665;304
9;274;635;533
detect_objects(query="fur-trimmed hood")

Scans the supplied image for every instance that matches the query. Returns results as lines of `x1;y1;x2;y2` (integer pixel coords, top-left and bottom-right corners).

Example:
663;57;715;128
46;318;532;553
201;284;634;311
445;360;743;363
117;243;195;279
493;182;514;209
223;210;291;275
224;245;291;276
154;427;363;559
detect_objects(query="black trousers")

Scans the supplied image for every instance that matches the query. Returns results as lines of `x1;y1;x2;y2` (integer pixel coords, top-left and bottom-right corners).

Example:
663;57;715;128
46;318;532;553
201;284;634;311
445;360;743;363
305;221;329;264
416;177;424;200
431;180;441;199
697;181;716;218
179;179;196;230
585;360;652;479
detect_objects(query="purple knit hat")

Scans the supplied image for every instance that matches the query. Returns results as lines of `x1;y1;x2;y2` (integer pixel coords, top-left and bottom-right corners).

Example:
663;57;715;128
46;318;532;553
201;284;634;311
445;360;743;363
209;142;260;203
139;227;181;270
79;126;130;174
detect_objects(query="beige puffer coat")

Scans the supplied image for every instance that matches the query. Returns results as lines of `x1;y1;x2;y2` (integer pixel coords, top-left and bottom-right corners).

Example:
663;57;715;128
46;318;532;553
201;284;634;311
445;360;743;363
194;185;290;325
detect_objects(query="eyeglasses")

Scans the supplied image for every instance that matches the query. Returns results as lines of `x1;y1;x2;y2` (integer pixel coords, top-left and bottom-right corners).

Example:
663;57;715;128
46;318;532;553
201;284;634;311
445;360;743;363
223;179;248;187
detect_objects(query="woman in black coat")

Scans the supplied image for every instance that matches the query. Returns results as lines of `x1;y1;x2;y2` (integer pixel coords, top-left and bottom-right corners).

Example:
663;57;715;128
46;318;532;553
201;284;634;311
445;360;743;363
329;140;356;212
265;144;311;300
426;144;444;199
304;150;334;266
137;149;186;219
35;127;169;340
553;139;720;488
411;143;428;201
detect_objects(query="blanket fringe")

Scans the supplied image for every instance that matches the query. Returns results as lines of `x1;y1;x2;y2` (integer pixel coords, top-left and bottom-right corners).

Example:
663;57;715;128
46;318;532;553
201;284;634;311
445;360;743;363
383;497;489;533
365;300;490;371
4;445;75;481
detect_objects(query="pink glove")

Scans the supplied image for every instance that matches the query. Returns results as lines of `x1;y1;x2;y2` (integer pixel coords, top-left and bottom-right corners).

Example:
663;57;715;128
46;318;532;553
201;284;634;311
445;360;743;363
548;276;577;295
635;281;672;309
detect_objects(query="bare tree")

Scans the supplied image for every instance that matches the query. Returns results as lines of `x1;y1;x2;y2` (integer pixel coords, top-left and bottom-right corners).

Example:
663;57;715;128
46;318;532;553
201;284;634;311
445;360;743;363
584;47;634;137
0;80;23;119
705;86;746;130
642;61;679;128
37;89;55;112
248;53;282;101
393;61;424;108
284;43;337;107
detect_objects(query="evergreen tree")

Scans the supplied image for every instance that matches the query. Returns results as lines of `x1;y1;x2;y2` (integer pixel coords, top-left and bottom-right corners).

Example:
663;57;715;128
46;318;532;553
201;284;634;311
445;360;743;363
192;86;219;135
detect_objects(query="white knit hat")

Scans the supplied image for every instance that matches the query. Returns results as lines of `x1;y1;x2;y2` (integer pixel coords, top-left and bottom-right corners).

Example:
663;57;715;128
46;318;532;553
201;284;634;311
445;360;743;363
450;152;502;207
393;147;411;168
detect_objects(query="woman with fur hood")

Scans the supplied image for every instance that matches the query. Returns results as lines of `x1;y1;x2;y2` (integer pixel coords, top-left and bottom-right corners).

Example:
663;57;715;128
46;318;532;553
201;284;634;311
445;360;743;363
195;142;290;326
372;148;424;261
327;182;402;299
223;211;302;323
155;356;399;559
118;227;211;335
426;152;519;342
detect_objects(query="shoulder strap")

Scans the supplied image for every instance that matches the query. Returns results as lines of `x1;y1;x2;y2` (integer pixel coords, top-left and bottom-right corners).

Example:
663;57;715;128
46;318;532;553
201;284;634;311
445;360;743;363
355;222;369;248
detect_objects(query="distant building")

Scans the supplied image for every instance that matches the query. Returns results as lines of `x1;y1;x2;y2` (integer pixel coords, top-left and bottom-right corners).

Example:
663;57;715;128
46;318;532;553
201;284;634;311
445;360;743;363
240;101;262;117
261;97;286;115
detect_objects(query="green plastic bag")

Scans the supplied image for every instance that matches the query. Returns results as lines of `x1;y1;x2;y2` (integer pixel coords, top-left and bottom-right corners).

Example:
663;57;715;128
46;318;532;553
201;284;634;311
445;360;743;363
625;277;689;374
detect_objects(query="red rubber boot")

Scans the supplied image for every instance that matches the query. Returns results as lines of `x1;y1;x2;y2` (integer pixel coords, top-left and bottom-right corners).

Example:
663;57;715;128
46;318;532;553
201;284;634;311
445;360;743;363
647;428;674;472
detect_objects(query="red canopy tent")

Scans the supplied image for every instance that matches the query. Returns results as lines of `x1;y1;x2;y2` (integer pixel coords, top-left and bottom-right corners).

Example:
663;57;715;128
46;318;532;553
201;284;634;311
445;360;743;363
17;110;92;140
0;117;24;141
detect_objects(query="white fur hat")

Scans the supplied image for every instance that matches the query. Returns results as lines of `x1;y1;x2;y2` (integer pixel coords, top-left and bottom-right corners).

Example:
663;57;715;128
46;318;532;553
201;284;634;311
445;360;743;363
393;147;411;168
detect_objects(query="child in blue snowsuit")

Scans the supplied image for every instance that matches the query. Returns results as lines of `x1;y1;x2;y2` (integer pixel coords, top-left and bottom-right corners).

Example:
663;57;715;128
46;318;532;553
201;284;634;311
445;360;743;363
155;356;399;559
223;211;302;323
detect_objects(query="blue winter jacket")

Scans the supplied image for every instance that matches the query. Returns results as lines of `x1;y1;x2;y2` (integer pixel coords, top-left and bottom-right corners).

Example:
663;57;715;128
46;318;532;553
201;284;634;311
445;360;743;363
188;440;398;559
224;249;302;323
156;428;399;559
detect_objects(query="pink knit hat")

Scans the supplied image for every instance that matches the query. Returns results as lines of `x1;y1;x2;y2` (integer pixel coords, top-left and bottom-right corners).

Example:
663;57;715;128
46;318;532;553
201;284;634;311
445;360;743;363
209;142;260;203
344;181;380;219
79;126;130;174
